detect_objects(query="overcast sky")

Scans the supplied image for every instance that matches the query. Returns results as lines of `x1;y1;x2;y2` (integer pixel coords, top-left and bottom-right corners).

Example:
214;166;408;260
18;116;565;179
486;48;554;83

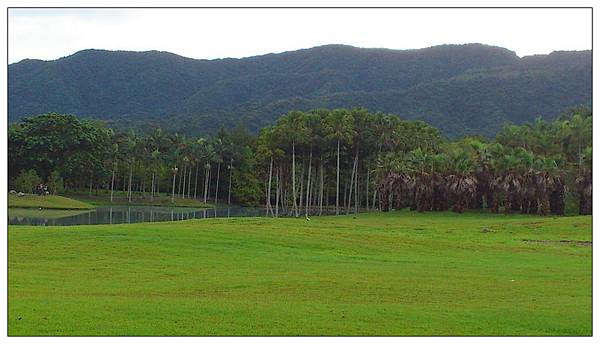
8;8;592;64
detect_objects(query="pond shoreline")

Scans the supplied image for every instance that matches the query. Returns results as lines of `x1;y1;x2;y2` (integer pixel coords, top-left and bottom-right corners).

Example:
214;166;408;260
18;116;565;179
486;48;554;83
8;192;216;210
67;193;215;209
8;194;94;210
8;205;264;226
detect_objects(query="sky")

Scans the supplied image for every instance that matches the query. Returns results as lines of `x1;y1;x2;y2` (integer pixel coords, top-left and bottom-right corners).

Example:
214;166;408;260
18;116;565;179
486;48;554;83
8;8;592;64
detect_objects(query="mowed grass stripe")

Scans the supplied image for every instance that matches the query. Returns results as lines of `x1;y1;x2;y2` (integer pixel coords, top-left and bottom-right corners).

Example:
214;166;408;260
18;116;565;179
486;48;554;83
8;211;591;335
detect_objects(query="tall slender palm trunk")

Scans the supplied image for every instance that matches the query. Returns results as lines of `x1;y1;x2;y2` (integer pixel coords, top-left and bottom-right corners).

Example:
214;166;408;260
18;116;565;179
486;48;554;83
292;142;299;217
354;158;359;214
171;169;177;203
150;172;155;202
194;164;199;199
214;163;221;204
275;167;280;217
311;173;318;213
128;162;133;203
346;151;358;214
305;148;312;217
266;156;274;215
336;140;340;215
203;166;210;203
110;168;116;203
187;167;192;199
182;166;187;199
178;166;184;198
365;165;369;211
299;159;305;212
343;175;348;210
372;185;378;210
228;158;233;205
319;158;324;215
88;171;93;197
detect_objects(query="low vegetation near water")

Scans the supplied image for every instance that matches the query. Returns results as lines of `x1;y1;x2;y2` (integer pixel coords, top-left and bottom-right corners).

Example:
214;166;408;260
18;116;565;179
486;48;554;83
8;211;591;336
68;190;213;208
8;192;212;210
8;194;94;210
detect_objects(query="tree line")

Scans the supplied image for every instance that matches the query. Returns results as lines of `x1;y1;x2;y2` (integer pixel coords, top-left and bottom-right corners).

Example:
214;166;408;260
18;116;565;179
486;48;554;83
256;107;591;216
8;107;592;215
9;113;260;205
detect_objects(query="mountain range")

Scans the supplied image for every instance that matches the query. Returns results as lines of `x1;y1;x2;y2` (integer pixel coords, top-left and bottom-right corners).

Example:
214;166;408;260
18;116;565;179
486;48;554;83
8;43;591;138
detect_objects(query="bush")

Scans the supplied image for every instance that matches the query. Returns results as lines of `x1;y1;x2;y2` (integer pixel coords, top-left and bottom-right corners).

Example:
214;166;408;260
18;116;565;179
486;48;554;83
14;169;42;194
48;170;65;195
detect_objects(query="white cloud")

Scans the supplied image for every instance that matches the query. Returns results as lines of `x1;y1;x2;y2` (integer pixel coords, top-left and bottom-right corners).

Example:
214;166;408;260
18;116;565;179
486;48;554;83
8;8;592;63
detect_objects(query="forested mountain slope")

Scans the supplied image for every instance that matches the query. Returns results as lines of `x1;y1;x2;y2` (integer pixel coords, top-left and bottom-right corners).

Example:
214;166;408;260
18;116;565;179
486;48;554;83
8;44;591;138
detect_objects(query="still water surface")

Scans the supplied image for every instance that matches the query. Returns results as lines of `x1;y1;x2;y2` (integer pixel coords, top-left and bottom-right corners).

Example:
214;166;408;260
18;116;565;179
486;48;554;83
9;206;265;226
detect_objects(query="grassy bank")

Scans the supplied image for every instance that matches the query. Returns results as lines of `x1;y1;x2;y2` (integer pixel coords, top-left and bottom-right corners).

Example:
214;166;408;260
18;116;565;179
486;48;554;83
68;190;213;208
8;211;591;336
8;194;94;210
8;208;93;219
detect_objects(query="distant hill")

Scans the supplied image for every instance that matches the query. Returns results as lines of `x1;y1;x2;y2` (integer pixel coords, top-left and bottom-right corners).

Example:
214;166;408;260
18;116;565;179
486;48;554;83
8;44;591;138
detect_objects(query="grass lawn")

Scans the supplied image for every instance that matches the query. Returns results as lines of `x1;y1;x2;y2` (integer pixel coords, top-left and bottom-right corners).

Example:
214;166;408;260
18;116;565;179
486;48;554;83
8;211;591;336
8;194;94;210
68;190;213;208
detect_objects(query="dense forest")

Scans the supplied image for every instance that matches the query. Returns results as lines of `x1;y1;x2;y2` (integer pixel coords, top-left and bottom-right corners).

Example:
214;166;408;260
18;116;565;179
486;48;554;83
9;106;592;216
9;44;591;138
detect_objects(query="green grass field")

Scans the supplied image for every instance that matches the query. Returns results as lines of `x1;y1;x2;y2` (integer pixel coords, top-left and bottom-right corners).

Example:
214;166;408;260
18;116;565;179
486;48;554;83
8;194;94;210
8;211;591;336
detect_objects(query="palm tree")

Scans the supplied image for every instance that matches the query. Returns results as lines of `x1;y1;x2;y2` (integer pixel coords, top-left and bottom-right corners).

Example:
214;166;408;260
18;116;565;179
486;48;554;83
576;146;592;215
203;145;215;203
225;141;238;205
167;133;185;204
192;138;207;200
324;109;354;215
431;153;448;211
467;140;491;209
277;111;309;217
171;166;178;203
124;130;138;203
446;148;477;213
150;148;161;202
517;149;537;214
567;113;592;168
405;148;435;212
109;142;120;203
375;152;406;212
495;152;523;215
257;126;279;215
212;137;224;205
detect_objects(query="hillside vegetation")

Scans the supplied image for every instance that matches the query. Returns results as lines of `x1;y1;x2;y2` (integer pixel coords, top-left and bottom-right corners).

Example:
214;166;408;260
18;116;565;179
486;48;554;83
8;44;591;138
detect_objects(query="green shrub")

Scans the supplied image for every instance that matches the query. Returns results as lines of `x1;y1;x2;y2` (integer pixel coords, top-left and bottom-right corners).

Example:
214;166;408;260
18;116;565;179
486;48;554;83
48;170;65;195
14;169;42;193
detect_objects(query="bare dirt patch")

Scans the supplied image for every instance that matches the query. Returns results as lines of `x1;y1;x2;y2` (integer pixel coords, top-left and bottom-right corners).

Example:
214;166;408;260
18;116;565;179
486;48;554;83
522;239;592;247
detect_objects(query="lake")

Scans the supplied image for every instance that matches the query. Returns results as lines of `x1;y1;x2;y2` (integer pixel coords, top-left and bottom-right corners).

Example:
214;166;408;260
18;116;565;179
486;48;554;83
8;206;267;226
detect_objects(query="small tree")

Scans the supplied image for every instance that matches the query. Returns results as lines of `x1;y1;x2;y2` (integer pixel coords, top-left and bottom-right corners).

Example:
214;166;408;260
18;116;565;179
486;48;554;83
48;170;65;195
15;169;42;194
